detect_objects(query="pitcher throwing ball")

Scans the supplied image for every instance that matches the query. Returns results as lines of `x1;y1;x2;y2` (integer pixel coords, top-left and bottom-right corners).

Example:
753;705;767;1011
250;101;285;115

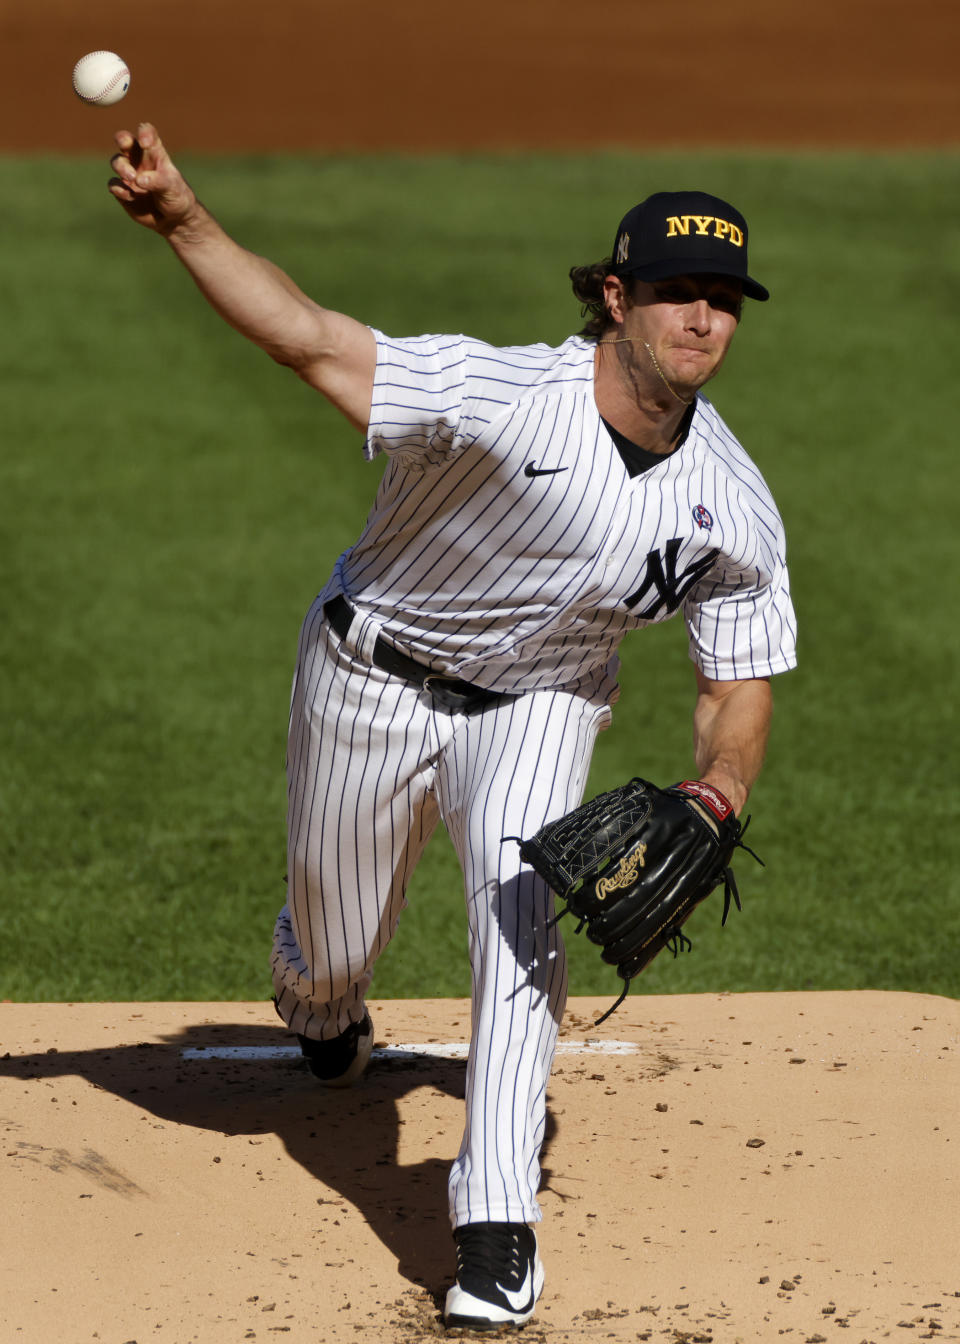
108;124;796;1330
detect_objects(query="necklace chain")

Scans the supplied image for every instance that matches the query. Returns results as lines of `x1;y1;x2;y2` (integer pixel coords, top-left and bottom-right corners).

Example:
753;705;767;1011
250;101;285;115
598;337;694;405
640;341;693;405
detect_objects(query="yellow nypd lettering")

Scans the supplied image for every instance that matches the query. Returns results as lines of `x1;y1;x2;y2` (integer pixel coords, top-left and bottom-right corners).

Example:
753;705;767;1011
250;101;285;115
665;215;744;247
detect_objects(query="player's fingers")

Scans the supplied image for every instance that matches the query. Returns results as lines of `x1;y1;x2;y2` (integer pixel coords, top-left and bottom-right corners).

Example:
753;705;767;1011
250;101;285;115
110;123;196;228
107;175;146;202
128;124;179;190
107;178;136;204
109;151;136;180
110;129;144;184
109;160;151;201
134;122;167;169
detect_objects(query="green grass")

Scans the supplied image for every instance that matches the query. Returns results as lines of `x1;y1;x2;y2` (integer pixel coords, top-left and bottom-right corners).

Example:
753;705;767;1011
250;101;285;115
1;149;957;1002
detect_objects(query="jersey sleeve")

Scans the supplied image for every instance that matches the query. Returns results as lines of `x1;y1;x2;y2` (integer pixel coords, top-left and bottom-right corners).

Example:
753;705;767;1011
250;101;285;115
685;563;797;680
683;515;798;681
363;331;490;467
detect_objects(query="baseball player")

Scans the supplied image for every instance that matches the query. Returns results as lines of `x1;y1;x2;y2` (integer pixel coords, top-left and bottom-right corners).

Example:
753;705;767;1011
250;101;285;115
108;124;796;1331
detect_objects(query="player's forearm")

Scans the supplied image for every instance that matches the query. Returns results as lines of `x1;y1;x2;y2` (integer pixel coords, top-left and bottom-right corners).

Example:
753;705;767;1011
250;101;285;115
692;677;772;815
110;124;375;428
164;204;330;369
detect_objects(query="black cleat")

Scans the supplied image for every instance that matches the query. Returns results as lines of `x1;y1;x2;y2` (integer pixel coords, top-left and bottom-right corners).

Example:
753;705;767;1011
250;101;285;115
297;1012;374;1087
444;1221;544;1329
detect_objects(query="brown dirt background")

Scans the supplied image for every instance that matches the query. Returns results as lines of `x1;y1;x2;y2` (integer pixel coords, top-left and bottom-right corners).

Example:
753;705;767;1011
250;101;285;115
3;4;959;1342
2;0;958;153
3;994;959;1342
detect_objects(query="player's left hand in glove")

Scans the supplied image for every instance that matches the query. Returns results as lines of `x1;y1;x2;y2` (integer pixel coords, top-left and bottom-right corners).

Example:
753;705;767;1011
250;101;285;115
516;777;761;1022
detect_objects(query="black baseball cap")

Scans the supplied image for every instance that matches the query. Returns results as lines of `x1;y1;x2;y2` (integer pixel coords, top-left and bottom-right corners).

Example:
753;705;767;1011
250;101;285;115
609;190;769;301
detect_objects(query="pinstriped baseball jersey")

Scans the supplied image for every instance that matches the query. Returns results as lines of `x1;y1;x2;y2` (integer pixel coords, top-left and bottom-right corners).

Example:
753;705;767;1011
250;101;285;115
272;324;796;1235
331;331;796;692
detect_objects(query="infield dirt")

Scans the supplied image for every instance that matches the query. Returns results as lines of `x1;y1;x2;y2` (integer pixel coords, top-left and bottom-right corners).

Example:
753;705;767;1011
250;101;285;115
2;0;958;153
3;993;959;1343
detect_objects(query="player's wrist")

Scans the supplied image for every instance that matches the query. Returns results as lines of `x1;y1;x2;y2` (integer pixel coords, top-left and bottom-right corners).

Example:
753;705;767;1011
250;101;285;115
679;777;743;818
161;195;213;245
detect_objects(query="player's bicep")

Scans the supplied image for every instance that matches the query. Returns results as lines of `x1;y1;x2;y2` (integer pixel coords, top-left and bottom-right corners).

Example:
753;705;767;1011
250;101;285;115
290;308;377;434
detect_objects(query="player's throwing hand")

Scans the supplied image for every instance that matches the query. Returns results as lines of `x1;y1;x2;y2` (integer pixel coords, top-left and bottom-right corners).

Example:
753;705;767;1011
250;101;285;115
108;122;197;235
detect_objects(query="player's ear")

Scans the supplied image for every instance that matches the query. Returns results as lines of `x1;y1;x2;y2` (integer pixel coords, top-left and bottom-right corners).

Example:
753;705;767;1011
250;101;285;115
602;274;630;327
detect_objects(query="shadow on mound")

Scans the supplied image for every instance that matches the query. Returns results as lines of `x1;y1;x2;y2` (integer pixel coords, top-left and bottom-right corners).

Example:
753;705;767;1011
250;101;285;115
0;1017;559;1300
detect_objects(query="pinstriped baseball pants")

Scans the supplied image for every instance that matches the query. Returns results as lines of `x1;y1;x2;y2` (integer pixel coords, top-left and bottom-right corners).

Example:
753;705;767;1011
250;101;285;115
272;594;612;1227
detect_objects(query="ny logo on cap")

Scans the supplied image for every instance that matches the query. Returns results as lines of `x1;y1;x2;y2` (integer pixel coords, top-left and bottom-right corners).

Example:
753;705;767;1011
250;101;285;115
615;232;630;265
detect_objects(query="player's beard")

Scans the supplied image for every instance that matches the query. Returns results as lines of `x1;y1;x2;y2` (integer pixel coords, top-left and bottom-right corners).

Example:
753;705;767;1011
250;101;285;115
611;335;700;408
642;341;698;405
666;341;726;390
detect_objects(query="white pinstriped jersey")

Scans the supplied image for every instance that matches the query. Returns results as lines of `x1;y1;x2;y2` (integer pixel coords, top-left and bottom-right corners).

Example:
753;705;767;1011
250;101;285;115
328;331;797;695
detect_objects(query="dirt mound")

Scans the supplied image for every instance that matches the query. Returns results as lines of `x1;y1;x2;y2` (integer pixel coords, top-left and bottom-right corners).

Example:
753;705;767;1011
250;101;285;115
3;992;958;1341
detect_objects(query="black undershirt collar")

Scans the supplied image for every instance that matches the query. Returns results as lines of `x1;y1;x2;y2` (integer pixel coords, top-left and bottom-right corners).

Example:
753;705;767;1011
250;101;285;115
601;400;696;477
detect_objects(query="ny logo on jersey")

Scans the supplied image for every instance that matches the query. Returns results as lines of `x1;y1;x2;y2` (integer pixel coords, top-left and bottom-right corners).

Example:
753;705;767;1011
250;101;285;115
624;537;720;617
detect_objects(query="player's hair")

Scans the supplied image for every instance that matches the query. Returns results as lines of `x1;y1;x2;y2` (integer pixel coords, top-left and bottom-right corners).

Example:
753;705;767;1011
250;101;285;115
569;261;614;340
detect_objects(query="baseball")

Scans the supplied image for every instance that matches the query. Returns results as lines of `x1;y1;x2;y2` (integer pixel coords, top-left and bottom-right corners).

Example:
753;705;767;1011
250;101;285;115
72;51;131;106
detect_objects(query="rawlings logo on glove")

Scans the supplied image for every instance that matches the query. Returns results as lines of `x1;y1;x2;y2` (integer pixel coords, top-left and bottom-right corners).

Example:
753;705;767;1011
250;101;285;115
597;843;647;900
514;777;762;1023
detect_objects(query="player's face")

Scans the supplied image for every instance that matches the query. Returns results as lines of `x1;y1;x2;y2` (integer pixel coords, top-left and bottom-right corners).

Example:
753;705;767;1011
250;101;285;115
622;274;742;394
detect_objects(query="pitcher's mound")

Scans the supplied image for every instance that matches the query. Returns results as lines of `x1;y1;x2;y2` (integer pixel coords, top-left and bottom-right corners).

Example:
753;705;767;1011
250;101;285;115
2;991;958;1341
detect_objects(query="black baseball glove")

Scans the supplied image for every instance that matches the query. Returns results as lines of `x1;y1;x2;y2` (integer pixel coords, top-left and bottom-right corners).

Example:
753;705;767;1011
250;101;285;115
517;778;761;1022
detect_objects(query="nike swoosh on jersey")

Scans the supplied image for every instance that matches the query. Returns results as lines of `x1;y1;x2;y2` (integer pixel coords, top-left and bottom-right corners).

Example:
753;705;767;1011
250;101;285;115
523;462;569;477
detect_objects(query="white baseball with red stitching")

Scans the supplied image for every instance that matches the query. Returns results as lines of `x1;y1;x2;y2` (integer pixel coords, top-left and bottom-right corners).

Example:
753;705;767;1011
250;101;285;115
72;51;130;106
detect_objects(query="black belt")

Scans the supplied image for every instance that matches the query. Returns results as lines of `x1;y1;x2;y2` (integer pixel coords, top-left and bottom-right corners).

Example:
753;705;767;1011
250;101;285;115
324;593;512;715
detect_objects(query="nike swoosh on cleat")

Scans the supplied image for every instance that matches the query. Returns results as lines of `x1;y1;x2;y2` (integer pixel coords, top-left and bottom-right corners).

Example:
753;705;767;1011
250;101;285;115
524;462;569;477
495;1264;535;1313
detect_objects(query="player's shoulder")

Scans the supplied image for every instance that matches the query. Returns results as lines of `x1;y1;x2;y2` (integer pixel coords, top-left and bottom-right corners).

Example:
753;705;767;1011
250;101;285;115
691;397;776;495
690;395;747;458
688;395;788;543
460;332;595;390
376;328;594;388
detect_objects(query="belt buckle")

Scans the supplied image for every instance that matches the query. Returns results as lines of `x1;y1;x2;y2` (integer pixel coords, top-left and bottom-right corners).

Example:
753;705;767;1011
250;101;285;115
423;674;475;715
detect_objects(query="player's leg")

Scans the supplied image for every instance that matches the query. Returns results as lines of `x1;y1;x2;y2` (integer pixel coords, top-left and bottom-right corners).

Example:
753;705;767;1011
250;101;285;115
271;597;442;1045
438;686;612;1228
439;685;611;1326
